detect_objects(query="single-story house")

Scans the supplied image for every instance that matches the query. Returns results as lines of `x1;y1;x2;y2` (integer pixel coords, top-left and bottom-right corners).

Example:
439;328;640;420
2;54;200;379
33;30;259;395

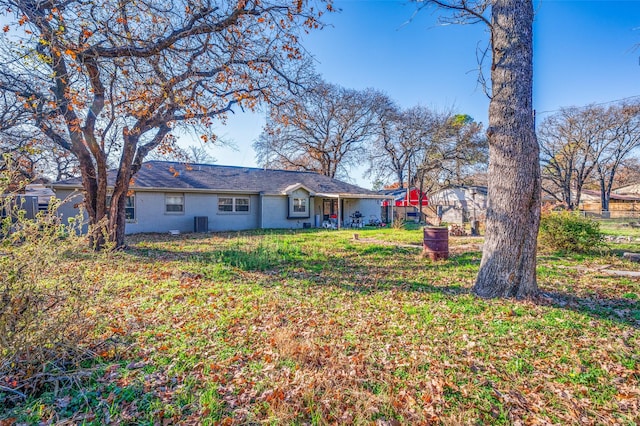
378;187;428;222
613;183;640;196
1;184;56;220
25;184;56;212
578;189;640;217
51;161;392;234
426;185;488;224
1;195;38;220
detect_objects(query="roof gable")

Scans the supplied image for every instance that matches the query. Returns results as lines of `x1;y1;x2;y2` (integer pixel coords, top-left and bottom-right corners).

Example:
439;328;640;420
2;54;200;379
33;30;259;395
282;183;315;195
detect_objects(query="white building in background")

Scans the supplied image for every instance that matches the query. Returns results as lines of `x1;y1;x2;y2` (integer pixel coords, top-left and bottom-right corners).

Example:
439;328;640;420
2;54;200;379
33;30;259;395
427;186;488;224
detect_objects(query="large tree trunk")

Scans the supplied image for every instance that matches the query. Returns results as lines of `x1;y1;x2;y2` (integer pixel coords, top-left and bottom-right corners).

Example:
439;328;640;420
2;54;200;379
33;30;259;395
473;0;541;299
76;154;108;249
573;181;584;211
108;135;137;249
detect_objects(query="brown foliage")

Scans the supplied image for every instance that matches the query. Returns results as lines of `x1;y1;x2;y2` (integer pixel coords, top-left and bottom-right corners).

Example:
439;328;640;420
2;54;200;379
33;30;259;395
0;191;108;407
1;0;332;248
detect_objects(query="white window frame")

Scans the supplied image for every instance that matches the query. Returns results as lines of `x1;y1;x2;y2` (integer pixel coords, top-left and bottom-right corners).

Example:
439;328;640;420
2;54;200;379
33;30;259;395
217;196;250;214
165;193;185;214
124;194;136;222
218;197;234;212
288;196;310;218
293;198;307;213
234;197;250;212
106;193;136;222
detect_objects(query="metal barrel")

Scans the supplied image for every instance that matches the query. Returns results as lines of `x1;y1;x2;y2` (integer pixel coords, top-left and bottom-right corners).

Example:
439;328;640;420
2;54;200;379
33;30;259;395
423;226;449;260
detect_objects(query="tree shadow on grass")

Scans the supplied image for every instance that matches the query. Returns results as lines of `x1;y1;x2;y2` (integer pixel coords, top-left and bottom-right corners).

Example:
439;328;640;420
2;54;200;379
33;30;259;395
125;235;639;329
125;228;328;245
535;290;639;329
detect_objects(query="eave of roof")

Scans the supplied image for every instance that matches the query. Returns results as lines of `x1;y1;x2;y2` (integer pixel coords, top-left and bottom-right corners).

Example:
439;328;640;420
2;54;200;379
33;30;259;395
580;189;640;201
51;161;397;199
50;184;394;199
317;192;393;199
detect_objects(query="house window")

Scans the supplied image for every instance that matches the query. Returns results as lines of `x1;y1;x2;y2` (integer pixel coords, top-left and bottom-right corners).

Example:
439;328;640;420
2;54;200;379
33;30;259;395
289;196;310;218
165;193;184;213
0;199;8;218
293;198;307;213
106;193;136;222
235;197;250;212
218;197;250;213
125;195;135;221
218;197;234;212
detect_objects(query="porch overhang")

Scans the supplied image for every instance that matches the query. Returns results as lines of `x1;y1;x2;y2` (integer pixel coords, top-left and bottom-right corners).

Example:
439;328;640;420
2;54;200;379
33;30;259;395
315;193;391;200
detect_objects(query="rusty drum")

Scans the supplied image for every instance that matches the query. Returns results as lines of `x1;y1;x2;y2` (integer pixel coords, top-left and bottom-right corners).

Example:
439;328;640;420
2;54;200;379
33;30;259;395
423;226;449;260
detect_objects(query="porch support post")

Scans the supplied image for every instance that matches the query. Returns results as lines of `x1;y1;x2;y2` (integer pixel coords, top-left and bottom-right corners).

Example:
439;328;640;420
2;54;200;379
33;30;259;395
390;196;394;224
259;192;264;229
337;195;341;230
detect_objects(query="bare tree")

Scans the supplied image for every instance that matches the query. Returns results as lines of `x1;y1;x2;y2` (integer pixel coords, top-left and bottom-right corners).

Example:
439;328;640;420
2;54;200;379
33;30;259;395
410;112;486;213
0;0;330;248
413;0;540;298
538;106;611;210
538;102;640;212
367;103;485;189
254;81;385;179
366;99;416;187
612;156;640;190
0;92;36;185
437;114;487;184
147;143;217;164
594;102;640;211
1;135;79;183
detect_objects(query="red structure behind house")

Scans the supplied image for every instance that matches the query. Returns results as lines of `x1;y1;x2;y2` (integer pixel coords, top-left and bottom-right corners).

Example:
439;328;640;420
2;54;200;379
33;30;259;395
381;188;429;207
378;188;429;223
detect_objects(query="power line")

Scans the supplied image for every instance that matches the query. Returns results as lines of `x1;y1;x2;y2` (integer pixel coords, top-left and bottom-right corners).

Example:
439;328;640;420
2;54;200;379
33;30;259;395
536;94;640;115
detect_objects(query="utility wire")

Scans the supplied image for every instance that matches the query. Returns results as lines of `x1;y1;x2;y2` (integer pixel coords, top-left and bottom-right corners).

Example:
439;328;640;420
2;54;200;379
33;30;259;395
536;94;640;115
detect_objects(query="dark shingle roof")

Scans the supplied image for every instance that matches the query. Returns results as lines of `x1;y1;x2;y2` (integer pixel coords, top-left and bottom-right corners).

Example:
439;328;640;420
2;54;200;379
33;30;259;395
53;161;379;196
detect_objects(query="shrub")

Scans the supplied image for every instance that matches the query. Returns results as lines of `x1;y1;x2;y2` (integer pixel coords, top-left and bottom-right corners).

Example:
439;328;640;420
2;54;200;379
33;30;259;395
538;211;604;253
392;217;406;230
0;180;107;408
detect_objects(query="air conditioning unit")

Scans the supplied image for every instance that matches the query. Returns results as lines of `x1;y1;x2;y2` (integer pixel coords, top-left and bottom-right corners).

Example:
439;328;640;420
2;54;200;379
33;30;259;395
194;216;208;233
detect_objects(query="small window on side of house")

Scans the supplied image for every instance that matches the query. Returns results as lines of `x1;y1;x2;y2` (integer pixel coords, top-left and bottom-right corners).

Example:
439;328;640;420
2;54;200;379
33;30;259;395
218;197;234;212
106;193;136;222
293;198;307;213
289;196;310;218
235;197;250;212
125;195;135;221
165;193;184;213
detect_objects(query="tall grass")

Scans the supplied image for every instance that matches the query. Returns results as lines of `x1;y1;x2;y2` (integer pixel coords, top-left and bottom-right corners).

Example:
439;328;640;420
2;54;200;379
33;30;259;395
214;234;305;271
1;171;109;409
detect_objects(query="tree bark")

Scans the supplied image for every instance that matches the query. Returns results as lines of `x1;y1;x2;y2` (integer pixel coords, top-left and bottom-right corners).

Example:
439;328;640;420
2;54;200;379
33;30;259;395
107;132;137;249
599;177;610;212
473;0;540;299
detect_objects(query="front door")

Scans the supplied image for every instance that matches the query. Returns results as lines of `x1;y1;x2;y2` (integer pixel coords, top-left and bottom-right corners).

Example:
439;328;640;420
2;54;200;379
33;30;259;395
322;199;344;222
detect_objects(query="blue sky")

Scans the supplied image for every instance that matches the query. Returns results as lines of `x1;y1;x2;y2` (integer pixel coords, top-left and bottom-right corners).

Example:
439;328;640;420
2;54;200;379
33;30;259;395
206;0;640;188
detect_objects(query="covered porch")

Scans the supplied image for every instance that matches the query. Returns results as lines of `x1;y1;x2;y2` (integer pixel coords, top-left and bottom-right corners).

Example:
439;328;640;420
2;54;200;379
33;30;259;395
315;193;393;229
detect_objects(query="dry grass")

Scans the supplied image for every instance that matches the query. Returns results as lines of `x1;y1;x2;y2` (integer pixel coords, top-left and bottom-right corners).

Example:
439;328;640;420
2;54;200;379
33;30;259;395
1;227;639;425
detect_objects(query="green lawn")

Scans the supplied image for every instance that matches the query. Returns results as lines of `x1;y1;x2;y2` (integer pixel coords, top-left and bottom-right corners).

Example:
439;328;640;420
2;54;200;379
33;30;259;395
1;226;639;424
599;219;640;238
